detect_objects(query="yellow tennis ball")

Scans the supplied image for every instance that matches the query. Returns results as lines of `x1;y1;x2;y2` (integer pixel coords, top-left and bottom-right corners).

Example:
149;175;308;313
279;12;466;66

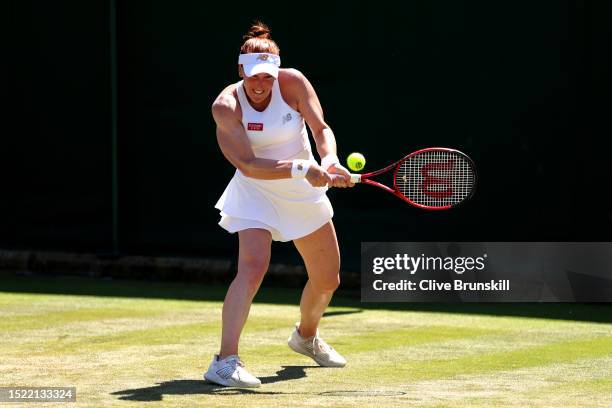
346;152;366;171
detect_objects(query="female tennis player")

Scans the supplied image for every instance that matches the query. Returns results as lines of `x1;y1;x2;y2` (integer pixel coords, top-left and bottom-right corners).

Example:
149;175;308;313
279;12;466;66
205;22;352;388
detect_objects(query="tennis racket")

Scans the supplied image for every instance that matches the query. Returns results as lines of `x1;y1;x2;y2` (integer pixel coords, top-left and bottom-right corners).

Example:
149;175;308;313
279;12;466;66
341;147;476;210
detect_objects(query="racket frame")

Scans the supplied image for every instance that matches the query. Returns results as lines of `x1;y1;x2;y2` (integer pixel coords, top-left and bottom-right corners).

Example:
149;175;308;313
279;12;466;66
350;147;476;210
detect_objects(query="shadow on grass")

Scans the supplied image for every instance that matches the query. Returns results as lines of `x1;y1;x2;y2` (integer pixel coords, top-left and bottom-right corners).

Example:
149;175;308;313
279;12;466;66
112;366;319;401
1;272;611;323
322;310;363;318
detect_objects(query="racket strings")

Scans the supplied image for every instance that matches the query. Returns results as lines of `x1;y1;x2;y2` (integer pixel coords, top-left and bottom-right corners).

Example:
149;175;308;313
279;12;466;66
395;150;475;207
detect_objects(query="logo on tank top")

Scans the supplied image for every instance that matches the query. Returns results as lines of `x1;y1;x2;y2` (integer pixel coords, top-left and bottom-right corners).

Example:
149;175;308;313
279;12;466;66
247;123;264;131
282;113;292;125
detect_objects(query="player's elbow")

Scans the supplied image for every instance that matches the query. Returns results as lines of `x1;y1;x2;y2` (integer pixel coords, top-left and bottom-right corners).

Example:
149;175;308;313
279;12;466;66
235;158;256;177
238;165;253;177
314;125;332;138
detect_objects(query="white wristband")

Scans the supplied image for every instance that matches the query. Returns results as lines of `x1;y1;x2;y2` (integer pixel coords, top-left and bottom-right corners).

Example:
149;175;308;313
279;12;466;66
321;154;340;170
291;160;311;178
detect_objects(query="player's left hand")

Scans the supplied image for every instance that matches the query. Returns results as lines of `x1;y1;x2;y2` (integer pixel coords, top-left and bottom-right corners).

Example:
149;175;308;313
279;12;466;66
327;163;355;188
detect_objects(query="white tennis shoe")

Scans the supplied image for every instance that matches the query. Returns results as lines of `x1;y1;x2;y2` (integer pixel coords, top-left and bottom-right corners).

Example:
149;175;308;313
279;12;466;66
204;354;261;388
287;323;347;367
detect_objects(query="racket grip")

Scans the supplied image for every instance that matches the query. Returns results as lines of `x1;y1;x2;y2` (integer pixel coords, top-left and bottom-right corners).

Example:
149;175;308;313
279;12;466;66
327;173;361;187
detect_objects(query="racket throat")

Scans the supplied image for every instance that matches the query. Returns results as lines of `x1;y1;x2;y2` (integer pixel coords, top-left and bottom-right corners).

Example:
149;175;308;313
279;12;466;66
350;174;362;183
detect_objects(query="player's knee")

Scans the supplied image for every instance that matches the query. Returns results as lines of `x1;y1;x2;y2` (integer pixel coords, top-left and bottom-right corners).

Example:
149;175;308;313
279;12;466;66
239;255;269;290
313;272;340;293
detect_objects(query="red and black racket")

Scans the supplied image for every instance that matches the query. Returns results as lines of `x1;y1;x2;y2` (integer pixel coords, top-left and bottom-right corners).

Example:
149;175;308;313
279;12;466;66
347;147;476;210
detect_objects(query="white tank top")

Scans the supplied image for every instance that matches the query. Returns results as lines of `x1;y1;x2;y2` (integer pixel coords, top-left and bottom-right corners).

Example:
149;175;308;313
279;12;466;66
235;79;311;160
215;77;331;241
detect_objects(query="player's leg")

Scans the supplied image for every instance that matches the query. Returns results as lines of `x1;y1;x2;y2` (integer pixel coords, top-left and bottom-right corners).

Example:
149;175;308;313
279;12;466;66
288;221;346;367
205;228;271;388
293;221;340;338
219;228;272;359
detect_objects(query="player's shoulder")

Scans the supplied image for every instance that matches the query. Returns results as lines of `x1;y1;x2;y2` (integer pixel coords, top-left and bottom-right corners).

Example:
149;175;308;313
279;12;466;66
280;68;306;80
279;68;307;85
212;83;240;118
278;68;310;96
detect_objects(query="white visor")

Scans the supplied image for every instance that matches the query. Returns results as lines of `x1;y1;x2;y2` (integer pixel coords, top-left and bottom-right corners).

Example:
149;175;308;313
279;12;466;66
238;53;281;78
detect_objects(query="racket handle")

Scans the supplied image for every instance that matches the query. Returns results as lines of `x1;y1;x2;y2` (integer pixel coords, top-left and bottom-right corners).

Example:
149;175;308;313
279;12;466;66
327;173;361;186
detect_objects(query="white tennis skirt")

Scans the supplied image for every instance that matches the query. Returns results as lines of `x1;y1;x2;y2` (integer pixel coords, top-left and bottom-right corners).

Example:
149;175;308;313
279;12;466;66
215;169;333;242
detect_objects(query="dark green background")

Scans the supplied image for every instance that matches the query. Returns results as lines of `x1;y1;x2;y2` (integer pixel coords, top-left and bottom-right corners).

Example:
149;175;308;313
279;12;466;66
5;1;611;271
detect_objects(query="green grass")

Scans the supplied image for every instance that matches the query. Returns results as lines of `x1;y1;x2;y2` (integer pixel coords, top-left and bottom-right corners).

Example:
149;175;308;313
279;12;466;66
1;274;611;407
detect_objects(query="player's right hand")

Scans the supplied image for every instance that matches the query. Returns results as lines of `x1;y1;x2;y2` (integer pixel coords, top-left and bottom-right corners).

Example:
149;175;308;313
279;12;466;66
305;164;333;187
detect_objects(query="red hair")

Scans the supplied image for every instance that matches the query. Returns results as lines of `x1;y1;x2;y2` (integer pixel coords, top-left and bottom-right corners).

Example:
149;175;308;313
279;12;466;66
240;21;280;55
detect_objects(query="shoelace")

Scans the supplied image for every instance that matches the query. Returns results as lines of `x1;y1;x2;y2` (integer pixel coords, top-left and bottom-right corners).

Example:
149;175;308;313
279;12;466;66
227;357;245;368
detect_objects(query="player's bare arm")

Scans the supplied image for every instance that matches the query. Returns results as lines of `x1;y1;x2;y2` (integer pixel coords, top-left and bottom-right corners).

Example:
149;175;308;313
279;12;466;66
282;69;353;187
212;88;331;187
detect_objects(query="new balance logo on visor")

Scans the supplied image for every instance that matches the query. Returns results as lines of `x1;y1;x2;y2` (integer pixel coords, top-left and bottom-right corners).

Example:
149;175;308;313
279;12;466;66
248;123;264;131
